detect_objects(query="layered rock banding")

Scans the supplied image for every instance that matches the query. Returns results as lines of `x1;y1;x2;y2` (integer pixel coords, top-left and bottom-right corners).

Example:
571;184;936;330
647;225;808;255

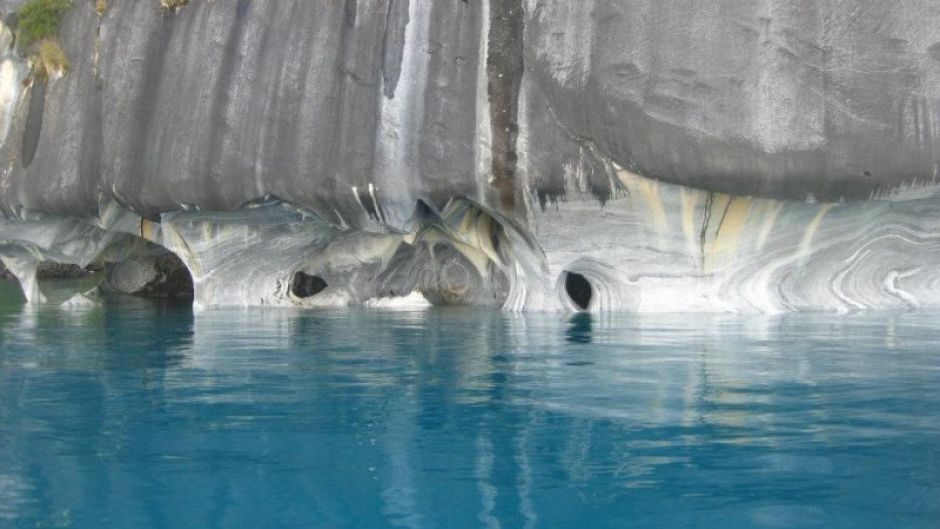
0;0;939;312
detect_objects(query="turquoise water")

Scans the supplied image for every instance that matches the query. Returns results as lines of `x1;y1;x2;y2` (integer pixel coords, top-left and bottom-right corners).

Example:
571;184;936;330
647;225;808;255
1;285;939;528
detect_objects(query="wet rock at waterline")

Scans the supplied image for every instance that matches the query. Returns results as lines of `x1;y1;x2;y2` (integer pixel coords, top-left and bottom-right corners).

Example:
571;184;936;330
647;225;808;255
0;259;12;282
0;1;939;312
104;254;194;299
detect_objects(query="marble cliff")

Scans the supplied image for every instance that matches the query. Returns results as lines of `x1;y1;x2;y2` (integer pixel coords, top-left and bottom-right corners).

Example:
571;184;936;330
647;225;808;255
1;0;940;312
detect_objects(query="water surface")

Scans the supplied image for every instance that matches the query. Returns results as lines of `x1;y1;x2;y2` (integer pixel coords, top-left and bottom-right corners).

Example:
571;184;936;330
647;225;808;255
1;289;938;528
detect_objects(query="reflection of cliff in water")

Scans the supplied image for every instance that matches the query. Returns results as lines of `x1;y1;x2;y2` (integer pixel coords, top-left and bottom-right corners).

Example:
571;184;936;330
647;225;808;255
2;3;940;312
3;306;937;526
566;312;593;344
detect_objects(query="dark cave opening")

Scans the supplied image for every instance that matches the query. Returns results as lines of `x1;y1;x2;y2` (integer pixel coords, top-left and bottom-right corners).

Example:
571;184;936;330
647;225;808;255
291;272;327;298
148;253;194;300
564;271;593;311
105;252;195;301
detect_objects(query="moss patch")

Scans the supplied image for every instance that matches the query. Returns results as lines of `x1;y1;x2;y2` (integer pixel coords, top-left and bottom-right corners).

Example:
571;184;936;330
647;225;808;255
161;0;189;10
16;0;72;47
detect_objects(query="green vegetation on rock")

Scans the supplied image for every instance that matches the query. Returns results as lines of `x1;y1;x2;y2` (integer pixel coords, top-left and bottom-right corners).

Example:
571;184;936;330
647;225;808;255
15;0;73;80
161;0;189;10
35;38;68;79
17;0;72;47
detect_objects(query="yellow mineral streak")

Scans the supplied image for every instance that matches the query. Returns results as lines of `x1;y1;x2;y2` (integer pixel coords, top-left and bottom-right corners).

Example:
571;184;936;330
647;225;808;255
755;200;784;251
455;209;504;268
139;219;160;243
798;203;836;261
616;168;669;235
161;224;202;278
704;195;752;271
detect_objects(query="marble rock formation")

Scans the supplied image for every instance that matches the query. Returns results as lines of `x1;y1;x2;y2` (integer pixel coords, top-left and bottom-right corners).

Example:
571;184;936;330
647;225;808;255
0;0;939;312
0;258;12;282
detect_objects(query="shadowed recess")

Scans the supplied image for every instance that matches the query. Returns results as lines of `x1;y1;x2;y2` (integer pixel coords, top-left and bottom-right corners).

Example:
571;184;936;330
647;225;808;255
565;271;592;310
291;272;327;298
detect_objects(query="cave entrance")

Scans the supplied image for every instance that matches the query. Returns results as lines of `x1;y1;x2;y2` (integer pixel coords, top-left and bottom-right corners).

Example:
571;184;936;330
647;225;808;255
564;271;593;311
148;253;194;301
106;252;194;301
291;272;327;298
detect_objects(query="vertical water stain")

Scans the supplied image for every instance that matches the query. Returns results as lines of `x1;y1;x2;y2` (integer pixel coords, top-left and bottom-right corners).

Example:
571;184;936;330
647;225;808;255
381;0;409;99
21;81;46;168
343;0;357;28
486;0;524;212
204;1;250;204
127;12;178;205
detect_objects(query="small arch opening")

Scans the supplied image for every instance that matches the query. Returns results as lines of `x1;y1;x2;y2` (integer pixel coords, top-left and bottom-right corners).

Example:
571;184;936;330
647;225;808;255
105;252;194;301
564;271;593;311
149;253;194;300
291;272;327;298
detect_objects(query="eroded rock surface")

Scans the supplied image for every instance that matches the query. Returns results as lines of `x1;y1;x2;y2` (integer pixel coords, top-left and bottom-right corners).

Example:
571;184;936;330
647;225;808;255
0;259;12;282
0;1;938;311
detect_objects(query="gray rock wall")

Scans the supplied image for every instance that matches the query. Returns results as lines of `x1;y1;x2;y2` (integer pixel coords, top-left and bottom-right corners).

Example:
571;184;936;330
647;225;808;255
525;0;940;201
1;0;940;312
0;0;938;224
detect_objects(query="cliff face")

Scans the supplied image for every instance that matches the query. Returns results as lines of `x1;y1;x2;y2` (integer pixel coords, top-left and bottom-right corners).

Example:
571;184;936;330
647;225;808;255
2;0;940;221
0;0;492;226
1;0;940;312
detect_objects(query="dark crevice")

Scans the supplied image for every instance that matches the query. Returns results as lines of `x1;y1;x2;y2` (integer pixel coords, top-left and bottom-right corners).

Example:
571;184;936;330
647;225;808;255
291;272;327;298
486;0;524;213
564;271;592;311
699;191;715;267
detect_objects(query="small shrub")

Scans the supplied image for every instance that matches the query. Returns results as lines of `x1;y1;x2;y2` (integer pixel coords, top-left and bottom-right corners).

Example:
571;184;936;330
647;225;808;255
34;38;68;79
161;0;189;10
17;0;73;47
96;0;107;16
